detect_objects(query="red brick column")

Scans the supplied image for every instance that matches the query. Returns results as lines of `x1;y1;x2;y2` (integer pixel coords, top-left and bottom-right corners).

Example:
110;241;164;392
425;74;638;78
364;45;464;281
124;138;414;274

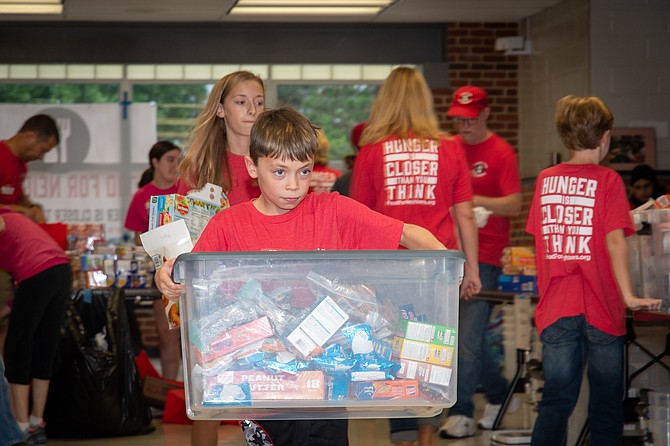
433;21;532;246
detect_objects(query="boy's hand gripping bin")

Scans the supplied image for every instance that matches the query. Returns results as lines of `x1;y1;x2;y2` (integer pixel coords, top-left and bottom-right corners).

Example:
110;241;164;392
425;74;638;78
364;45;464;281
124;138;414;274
172;250;464;420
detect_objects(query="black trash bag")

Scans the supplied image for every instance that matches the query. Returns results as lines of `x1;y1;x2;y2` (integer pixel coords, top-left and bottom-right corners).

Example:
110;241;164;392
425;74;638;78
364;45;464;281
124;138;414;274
45;288;154;438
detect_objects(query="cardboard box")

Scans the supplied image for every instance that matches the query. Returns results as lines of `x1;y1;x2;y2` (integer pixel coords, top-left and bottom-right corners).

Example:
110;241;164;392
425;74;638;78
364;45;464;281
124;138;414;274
204;371;325;402
396;319;456;347
149;194;221;244
353;380;419;400
501;246;536;266
287;296;349;357
396;359;453;387
391;337;455;367
143;376;184;408
497;274;538;294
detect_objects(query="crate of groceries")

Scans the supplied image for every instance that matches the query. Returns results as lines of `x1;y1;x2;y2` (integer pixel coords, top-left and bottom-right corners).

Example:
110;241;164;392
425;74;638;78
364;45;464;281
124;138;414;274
172;250;464;420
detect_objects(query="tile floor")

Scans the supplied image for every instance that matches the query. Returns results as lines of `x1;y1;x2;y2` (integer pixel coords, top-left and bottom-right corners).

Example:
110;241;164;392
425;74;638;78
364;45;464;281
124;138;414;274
47;394;535;446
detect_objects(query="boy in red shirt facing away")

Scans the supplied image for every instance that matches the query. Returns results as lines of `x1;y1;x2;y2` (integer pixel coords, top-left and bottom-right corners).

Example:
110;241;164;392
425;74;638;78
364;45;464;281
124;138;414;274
525;96;661;446
156;106;469;446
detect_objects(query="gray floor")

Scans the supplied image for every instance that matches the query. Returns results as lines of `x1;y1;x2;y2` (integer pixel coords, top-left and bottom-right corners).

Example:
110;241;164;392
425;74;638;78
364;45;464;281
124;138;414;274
47;393;534;446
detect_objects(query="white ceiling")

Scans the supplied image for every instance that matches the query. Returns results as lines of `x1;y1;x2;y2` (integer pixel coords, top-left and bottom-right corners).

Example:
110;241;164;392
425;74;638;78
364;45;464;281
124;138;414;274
1;0;564;23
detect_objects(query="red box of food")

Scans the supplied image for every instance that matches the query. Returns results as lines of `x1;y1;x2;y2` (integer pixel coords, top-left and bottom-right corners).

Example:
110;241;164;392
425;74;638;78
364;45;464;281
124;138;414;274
193;316;274;365
204;370;325;402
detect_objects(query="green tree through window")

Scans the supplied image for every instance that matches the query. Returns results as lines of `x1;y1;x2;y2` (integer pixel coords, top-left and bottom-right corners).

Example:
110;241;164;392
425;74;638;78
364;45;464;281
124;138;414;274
278;84;378;161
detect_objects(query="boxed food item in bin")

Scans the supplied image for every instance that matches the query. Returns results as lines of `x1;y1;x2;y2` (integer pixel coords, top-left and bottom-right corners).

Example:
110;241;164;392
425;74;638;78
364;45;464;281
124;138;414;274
173;250;464;420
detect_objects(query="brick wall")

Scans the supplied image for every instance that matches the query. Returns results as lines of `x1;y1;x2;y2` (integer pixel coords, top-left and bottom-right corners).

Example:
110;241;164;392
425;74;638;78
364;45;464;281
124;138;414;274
434;21;534;247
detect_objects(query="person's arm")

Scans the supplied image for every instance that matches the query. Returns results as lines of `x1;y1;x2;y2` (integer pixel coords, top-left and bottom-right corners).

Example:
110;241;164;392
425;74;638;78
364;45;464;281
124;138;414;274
452;200;481;299
155;258;182;302
473;192;522;217
606;228;662;311
399;223;447;250
3;198;45;224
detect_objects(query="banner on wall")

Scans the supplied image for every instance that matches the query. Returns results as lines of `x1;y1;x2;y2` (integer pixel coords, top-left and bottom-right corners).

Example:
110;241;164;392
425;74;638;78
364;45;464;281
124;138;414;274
0;103;157;241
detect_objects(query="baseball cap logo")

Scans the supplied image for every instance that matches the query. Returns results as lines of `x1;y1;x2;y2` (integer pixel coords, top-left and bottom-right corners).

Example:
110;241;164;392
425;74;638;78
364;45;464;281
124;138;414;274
458;92;475;105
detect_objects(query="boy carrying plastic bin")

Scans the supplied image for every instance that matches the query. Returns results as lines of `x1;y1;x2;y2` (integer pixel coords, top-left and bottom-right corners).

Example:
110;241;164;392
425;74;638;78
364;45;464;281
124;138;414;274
156;106;480;446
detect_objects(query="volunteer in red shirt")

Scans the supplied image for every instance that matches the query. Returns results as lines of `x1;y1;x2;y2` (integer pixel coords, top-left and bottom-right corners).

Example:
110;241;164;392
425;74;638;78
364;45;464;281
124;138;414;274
439;86;522;438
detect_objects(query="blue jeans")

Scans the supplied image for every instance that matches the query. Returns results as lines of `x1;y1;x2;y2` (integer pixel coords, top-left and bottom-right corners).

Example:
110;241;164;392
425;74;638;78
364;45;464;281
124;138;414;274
0;357;23;446
448;263;508;418
530;315;624;446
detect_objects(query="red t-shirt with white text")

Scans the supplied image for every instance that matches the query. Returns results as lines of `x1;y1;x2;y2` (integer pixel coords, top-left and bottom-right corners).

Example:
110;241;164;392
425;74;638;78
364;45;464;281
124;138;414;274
350;135;472;250
526;163;633;336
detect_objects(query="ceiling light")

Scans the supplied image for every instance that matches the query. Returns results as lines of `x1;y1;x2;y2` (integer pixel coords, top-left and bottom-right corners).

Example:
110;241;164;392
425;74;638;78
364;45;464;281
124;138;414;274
229;6;383;15
228;0;394;16
236;0;392;5
0;0;62;14
2;0;60;3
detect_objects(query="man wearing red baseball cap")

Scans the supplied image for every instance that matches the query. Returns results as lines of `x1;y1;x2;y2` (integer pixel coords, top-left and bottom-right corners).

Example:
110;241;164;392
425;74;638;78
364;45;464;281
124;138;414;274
439;86;522;438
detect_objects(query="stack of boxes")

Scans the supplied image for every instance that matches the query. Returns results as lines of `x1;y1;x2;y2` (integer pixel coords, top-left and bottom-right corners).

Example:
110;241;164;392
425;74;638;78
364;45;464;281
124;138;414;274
497;246;538;294
392;318;457;388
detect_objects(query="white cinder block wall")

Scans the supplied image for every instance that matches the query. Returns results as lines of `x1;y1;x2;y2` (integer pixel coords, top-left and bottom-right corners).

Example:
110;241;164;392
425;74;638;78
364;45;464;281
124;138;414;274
518;0;590;178
517;0;670;177
591;0;670;169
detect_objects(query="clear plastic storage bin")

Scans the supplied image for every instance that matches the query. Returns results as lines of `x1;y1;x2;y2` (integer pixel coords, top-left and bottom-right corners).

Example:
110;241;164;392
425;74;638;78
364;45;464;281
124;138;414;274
629;209;657;298
172;250;464;420
650;209;670;306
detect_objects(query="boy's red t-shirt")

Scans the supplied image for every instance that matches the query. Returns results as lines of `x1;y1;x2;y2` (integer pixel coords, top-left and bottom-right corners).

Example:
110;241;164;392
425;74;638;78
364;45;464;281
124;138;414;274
526;163;634;336
194;192;404;253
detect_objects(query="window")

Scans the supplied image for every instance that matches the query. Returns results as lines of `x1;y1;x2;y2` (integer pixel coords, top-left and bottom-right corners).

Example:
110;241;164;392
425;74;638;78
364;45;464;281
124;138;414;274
277;83;378;162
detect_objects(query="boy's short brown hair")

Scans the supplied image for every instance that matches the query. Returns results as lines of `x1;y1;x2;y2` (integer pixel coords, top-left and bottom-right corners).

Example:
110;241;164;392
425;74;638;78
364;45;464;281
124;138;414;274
555;95;613;151
249;107;320;164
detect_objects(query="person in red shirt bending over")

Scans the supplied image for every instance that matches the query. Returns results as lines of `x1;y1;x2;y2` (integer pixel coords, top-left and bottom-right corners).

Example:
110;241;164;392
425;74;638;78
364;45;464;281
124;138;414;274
0;209;72;445
526;95;661;446
156;106;460;446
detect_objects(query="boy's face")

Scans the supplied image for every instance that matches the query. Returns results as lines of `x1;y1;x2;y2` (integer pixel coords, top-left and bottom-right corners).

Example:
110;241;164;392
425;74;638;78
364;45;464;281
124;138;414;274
245;155;314;215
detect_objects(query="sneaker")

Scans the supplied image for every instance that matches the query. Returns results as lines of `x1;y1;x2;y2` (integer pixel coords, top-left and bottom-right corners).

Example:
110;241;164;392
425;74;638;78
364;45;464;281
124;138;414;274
22;428;35;446
29;422;47;444
478;397;522;430
23;423;47;446
438;415;476;438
